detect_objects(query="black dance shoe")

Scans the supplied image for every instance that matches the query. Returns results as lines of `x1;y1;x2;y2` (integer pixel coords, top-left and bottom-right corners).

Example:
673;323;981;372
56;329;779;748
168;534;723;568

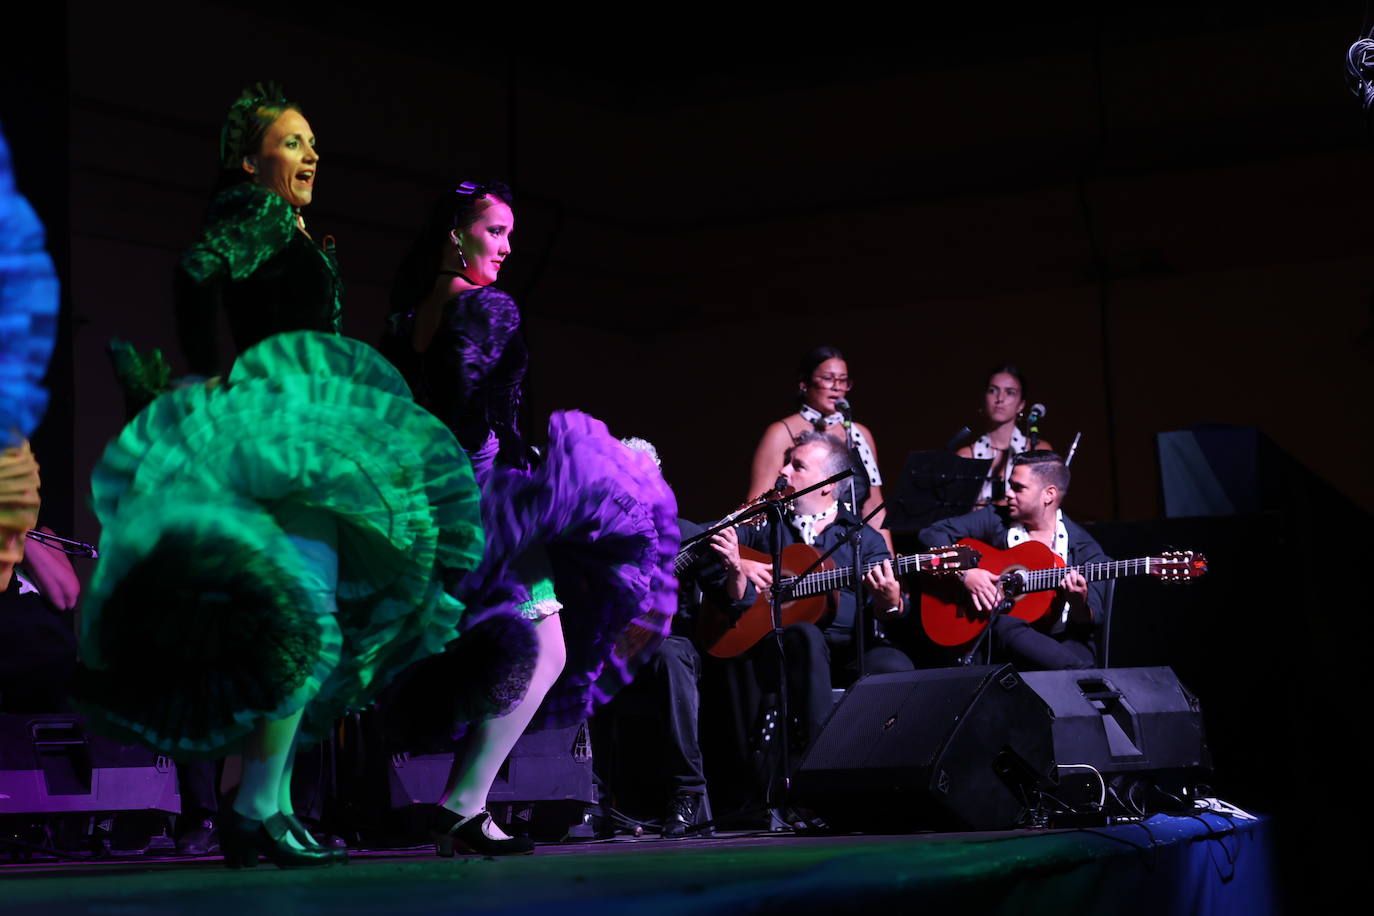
220;811;346;869
661;793;702;838
429;807;535;857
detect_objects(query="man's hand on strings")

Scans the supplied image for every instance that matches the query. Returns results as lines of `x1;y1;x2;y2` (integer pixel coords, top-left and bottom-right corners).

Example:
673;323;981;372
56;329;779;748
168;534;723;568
961;567;1003;614
863;558;903;618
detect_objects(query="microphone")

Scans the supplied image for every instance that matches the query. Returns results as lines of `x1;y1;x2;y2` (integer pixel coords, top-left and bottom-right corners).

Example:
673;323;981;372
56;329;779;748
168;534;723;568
25;529;100;559
835;397;853;428
1026;403;1046;448
773;475;789;492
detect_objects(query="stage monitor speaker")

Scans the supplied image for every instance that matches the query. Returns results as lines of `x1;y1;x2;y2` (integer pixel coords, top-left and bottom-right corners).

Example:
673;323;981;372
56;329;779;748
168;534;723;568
1021;666;1211;780
388;721;594;808
791;665;1055;832
0;713;180;815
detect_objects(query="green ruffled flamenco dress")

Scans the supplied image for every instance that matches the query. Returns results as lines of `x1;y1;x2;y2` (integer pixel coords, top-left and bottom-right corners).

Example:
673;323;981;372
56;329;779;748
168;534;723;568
76;331;493;758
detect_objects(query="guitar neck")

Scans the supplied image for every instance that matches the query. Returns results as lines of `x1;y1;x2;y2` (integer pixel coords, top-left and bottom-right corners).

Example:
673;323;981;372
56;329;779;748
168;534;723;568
674;541;704;577
1018;557;1159;593
676;500;775;577
786;553;931;599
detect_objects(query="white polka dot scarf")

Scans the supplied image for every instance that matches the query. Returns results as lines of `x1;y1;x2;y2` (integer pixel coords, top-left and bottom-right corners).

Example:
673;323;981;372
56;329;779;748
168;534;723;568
798;404;883;487
789;502;838;546
971;427;1028;504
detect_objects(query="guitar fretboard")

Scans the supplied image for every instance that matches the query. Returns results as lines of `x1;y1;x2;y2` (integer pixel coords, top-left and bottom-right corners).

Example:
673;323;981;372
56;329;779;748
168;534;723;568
1018;557;1160;592
784;553;936;599
674;542;704;577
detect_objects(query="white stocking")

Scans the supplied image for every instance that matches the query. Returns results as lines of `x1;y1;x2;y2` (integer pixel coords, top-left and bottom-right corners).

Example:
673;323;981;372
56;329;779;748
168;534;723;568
440;612;567;828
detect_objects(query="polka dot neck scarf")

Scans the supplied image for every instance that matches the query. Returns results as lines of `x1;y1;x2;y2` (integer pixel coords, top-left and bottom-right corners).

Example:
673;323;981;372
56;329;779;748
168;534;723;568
971;427;1028;503
797;405;884;488
789;502;838;546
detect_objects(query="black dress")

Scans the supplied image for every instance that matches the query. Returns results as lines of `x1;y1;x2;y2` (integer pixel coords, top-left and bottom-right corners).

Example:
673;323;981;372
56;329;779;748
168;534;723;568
74;185;485;757
384;286;681;729
174;183;343;376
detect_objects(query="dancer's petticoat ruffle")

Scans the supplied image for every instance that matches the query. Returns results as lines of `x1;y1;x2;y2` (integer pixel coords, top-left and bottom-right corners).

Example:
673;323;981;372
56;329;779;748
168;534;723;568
76;331;489;756
461;410;679;730
0;125;59;443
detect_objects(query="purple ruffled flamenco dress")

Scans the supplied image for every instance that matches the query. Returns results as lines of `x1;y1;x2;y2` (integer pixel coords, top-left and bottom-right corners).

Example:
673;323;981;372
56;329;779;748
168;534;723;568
382;285;679;737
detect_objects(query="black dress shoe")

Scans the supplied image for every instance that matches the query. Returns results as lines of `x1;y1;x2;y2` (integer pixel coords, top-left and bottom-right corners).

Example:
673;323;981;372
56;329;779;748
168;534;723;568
662;793;702;838
176;818;220;856
429;807;534;857
220;812;346;869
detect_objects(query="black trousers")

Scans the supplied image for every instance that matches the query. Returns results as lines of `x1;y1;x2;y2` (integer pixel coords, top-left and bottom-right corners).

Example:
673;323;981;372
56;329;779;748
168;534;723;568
639;636;707;796
643;625;915;799
177;760;219;821
991;614;1095;670
750;623;914;756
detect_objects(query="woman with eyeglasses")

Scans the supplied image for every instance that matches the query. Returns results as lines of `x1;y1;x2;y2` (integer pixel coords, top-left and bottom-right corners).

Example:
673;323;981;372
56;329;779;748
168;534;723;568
748;346;889;546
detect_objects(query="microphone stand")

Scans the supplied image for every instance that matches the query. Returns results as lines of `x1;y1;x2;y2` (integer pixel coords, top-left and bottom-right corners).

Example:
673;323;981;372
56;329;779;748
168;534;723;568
747;495;887;684
761;470;854;821
766;490;790;821
838;400;874;683
677;469;854;826
957;605;999;666
1065;432;1083;466
677;469;854;551
944;425;972;452
848;500;888;682
840;404;859;525
956;571;1022;666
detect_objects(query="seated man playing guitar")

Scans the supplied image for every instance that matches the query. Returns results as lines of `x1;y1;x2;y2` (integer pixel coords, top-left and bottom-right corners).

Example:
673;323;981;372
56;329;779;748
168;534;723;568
711;431;914;761
619;432;962;837
918;450;1107;670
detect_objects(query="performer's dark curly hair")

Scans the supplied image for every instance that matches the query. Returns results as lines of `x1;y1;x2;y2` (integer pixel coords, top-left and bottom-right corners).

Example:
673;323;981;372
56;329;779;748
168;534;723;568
1346;38;1374;114
389;180;514;313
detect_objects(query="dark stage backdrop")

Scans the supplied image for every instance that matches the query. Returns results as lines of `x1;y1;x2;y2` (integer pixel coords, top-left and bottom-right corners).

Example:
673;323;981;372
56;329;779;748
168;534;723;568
23;12;1371;551
51;4;1374;553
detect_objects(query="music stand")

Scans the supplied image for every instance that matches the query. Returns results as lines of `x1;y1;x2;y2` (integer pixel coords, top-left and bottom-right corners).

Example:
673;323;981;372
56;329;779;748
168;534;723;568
884;451;991;534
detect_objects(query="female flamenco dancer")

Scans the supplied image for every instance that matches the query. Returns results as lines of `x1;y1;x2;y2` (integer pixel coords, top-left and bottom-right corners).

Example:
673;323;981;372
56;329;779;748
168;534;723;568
76;85;491;869
382;181;679;856
747;345;891;550
955;365;1053;508
172;84;335;377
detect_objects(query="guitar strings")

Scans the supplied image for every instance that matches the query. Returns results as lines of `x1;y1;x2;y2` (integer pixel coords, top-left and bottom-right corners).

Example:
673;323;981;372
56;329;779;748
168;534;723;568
786;554;938;598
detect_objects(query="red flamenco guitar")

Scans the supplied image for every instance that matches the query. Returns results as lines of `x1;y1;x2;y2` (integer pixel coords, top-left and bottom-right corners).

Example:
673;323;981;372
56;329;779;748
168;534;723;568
920;538;1208;648
698;542;979;659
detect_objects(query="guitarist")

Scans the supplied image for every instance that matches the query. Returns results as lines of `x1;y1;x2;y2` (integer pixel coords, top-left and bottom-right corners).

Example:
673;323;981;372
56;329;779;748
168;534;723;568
919;450;1108;670
713;432;913;759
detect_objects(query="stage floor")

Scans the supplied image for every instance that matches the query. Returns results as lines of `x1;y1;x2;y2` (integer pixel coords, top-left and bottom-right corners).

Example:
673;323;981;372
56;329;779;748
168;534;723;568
1;813;1274;915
